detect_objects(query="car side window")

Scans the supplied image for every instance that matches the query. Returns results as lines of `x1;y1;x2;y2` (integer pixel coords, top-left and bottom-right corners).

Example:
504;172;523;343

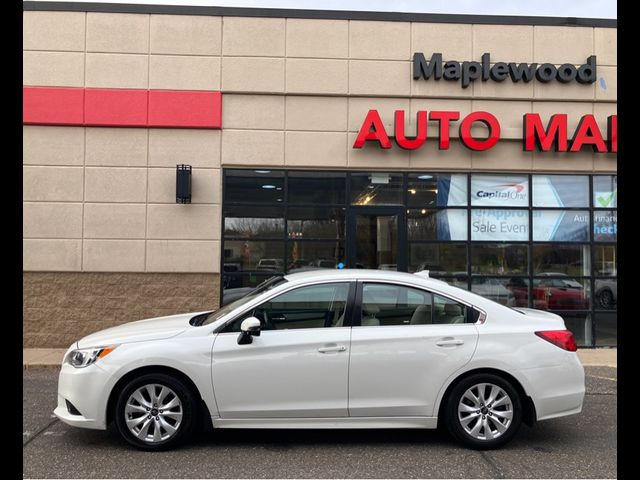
222;282;351;332
359;283;471;326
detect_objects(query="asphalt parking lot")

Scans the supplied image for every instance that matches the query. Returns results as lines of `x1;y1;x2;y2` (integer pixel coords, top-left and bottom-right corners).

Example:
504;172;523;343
23;366;616;479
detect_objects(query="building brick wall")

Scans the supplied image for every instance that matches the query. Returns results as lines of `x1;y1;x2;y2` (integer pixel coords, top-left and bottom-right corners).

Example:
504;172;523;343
24;272;220;348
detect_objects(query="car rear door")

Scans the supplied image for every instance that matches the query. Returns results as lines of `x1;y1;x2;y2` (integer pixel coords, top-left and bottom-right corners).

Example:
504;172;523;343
212;281;355;418
348;281;479;417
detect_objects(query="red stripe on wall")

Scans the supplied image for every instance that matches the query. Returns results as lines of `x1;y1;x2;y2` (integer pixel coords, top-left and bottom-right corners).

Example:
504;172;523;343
85;89;148;127
23;87;85;125
23;86;222;129
149;90;222;128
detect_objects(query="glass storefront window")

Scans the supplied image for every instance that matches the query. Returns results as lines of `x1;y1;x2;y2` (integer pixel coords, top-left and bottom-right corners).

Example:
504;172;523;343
594;279;617;310
532;175;589;207
408;243;467;274
593;245;617;276
532;276;590;311
407;173;467;207
593;175;617;208
288;207;345;239
471;277;518;307
350;172;403;205
408;209;467;241
288;171;346;205
288;241;344;271
532;244;590;276
222;170;617;346
224;206;284;239
224;169;284;204
595;312;617;346
532;210;589;242
223;240;285;273
471;174;529;207
471;209;529;241
470;244;528;275
593;210;617;242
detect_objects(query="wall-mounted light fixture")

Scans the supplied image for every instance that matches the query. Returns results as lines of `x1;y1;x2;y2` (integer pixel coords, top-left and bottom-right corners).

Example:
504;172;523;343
176;164;192;204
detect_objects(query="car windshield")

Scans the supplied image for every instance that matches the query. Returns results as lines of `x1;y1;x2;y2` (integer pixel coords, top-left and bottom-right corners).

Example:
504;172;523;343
199;276;288;326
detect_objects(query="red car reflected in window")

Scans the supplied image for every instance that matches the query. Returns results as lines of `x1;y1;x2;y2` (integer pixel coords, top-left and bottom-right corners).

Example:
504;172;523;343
507;274;589;310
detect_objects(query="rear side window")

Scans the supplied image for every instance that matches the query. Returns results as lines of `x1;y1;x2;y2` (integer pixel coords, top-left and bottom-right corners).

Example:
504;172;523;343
359;283;472;326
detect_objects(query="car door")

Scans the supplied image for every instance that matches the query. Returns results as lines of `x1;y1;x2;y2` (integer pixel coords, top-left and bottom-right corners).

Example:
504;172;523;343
348;281;479;417
212;281;354;418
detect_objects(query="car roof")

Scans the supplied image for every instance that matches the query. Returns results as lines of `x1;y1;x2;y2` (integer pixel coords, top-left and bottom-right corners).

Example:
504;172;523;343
283;268;446;286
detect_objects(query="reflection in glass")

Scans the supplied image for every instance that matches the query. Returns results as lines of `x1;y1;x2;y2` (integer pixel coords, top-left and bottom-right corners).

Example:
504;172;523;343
224;169;284;203
355;214;397;270
532;244;590;276
593;210;617;242
595;312;617;346
594;279;617;310
532;175;589;207
223;240;284;272
471;209;529;241
287;207;345;239
221;272;280;292
471;277;517;306
593;245;617;276
558;313;592;346
408;243;467;274
470;244;528;275
532;210;589;242
288;171;346;205
471;174;529;207
288;241;343;271
407;173;468;207
593;175;617;208
350;172;403;205
532;276;590;310
224;206;284;238
408;209;467;241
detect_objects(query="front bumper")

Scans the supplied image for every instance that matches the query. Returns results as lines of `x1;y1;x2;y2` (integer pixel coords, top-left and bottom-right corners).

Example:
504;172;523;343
53;362;112;430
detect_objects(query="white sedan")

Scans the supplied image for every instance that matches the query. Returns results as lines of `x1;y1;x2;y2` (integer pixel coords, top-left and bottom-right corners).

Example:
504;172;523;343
54;269;584;450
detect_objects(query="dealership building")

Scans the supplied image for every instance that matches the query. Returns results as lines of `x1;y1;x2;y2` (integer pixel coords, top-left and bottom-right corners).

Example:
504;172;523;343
23;1;617;347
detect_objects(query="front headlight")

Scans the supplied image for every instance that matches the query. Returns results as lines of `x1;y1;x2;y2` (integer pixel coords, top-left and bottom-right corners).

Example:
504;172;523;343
65;346;118;368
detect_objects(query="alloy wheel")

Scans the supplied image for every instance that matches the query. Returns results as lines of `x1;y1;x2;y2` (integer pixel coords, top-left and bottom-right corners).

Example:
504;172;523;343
457;382;513;441
124;383;184;444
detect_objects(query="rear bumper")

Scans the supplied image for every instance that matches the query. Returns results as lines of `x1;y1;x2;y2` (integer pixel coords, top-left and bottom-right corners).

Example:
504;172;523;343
518;353;585;421
53;363;111;430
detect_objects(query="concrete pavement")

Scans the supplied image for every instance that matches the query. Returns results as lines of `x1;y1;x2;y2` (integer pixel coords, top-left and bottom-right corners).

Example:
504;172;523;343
23;347;617;368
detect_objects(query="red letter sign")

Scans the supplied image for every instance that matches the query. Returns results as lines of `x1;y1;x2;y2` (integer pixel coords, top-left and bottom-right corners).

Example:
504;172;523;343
570;114;607;152
523;113;568;151
394;110;427;150
429;111;460;149
608;115;617;153
353;110;391;149
459;111;500;151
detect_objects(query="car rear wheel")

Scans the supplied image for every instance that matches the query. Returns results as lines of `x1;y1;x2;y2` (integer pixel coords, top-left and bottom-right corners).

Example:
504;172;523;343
444;373;522;449
114;373;198;450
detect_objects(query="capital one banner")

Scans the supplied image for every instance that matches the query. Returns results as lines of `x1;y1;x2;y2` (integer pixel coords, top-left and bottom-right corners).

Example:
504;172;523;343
436;175;589;241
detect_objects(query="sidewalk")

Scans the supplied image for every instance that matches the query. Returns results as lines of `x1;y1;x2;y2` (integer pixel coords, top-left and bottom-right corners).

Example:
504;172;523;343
23;347;617;368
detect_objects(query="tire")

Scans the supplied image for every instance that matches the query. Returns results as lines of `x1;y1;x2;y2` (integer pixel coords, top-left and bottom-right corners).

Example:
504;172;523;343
114;372;198;451
597;289;614;309
444;373;522;450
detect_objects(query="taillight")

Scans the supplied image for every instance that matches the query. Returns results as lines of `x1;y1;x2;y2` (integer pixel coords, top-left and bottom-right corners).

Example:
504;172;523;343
535;330;578;351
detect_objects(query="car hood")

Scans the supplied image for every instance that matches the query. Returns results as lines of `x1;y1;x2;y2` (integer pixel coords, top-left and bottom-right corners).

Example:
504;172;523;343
511;308;567;328
76;311;206;348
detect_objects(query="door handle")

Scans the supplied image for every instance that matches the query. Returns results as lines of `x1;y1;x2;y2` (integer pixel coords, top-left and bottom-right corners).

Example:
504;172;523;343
318;345;347;353
436;339;465;347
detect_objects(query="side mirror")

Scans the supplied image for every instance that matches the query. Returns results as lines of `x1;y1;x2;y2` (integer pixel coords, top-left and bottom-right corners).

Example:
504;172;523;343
237;317;261;345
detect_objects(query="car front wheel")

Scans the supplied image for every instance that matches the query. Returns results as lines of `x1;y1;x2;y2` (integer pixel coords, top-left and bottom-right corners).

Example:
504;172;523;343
444;373;523;449
114;372;198;450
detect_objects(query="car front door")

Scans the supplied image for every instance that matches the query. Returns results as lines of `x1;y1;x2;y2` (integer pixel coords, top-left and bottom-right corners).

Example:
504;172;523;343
212;281;354;418
348;281;479;417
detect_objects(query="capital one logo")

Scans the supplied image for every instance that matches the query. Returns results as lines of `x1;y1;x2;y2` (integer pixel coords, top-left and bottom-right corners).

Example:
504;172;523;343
476;183;527;200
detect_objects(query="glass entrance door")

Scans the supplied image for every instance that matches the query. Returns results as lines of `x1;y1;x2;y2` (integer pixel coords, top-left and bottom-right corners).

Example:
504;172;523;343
347;207;406;271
